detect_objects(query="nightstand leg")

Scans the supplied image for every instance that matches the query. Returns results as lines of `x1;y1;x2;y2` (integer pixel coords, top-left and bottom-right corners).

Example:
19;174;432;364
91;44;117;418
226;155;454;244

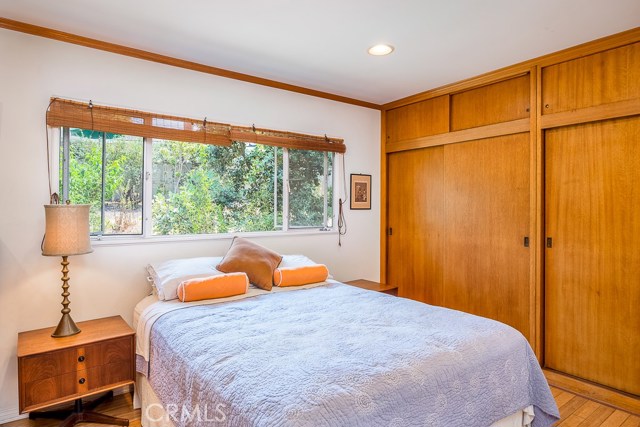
76;411;129;426
82;390;115;410
28;392;129;426
29;409;70;420
59;413;81;427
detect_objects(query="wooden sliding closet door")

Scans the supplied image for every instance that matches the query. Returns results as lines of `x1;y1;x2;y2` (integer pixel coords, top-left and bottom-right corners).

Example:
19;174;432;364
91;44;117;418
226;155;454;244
545;117;640;395
387;147;444;304
443;134;532;342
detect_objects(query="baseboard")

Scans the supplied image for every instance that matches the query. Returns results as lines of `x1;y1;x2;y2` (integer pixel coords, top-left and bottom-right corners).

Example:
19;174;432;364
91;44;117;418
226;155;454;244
544;369;640;415
0;406;26;424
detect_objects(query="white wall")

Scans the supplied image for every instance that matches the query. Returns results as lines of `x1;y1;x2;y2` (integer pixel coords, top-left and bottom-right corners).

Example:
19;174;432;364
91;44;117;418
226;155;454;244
0;29;380;421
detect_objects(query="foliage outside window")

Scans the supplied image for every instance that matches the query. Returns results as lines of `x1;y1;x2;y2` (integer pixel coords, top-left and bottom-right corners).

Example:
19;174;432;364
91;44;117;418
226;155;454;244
59;128;334;237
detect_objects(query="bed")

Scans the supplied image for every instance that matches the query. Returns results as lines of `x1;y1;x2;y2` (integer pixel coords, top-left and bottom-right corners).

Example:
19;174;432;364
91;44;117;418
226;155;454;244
133;279;559;427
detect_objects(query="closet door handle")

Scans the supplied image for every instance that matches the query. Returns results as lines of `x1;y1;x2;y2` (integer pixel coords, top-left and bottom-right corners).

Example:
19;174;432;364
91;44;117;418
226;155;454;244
546;237;553;248
524;236;530;247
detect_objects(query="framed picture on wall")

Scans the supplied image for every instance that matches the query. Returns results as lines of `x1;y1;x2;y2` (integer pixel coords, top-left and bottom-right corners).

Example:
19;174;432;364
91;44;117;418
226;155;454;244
350;174;371;210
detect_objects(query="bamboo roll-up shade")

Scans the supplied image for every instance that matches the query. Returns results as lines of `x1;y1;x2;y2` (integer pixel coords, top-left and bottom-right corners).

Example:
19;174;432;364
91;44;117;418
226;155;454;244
47;98;346;153
230;126;346;153
47;98;232;146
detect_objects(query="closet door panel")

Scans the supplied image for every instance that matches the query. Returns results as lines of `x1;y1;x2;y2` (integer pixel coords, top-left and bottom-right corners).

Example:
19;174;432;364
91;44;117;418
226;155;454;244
541;42;640;114
387;147;444;304
386;96;449;142
450;75;530;131
545;116;640;395
443;133;531;342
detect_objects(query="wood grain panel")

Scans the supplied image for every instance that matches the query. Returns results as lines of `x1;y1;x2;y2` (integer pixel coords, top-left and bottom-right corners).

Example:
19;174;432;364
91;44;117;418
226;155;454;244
544;117;640;396
87;361;133;391
23;372;77;409
386;118;529;153
530;65;542;360
83;336;132;368
542;42;640;115
387;147;444;304
443;133;531;342
450;75;530;130
385;96;449;142
540;99;640;130
20;349;76;382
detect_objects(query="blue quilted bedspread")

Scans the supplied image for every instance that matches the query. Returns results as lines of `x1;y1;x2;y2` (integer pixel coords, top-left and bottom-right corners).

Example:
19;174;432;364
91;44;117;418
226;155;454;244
147;282;559;427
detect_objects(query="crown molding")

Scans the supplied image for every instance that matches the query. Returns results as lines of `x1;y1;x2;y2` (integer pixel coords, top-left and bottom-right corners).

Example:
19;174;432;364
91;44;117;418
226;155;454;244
0;17;381;111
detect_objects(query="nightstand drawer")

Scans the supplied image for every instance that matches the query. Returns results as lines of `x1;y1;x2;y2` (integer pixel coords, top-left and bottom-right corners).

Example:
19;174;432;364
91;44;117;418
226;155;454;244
21;336;133;383
21;347;78;383
23;359;133;410
83;336;133;368
83;360;133;392
22;371;78;409
18;316;135;414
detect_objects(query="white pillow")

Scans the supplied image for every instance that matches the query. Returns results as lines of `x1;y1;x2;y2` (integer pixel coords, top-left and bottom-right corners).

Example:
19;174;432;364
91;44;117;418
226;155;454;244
279;254;316;268
147;257;224;301
279;255;333;278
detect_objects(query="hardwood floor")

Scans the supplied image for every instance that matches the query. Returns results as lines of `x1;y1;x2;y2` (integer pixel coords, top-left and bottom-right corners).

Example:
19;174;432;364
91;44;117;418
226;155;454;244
2;387;638;427
551;386;639;427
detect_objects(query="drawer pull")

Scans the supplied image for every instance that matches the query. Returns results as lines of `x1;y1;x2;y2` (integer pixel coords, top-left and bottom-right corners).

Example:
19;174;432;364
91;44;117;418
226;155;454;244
78;378;86;385
78;355;85;362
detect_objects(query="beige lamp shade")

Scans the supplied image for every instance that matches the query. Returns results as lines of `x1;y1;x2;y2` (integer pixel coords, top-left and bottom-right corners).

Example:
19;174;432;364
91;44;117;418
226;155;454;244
42;204;93;256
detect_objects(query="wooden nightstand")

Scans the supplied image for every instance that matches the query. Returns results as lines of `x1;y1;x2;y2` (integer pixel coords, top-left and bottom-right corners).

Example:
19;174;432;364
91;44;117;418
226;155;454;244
345;279;398;296
17;315;135;426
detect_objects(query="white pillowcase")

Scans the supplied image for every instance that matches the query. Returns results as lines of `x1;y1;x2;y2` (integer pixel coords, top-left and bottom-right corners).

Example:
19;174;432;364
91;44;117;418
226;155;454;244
147;254;331;300
278;254;316;268
147;257;224;301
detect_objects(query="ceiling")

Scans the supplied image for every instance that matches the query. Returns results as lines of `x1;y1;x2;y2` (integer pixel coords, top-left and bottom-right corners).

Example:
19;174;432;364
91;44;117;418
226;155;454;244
1;1;638;105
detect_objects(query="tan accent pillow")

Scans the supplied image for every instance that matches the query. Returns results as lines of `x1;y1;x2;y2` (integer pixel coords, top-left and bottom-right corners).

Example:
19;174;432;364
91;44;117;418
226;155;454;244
216;237;282;290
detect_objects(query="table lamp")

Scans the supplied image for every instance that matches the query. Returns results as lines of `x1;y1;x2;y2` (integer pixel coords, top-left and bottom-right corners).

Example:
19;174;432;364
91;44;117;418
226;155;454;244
42;203;93;338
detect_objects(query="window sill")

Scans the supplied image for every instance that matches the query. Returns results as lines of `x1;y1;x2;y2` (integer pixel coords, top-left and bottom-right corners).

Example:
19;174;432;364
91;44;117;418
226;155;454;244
90;228;338;247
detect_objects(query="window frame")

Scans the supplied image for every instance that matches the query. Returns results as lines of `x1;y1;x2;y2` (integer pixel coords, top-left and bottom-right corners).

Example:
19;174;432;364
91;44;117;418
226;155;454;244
54;127;338;242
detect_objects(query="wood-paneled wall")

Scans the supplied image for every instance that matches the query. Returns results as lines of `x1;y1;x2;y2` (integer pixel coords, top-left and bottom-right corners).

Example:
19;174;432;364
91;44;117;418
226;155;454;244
382;27;640;408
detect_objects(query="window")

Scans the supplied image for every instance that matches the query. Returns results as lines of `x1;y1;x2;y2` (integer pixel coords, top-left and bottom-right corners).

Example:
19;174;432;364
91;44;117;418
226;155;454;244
151;140;283;235
288;149;333;228
59;128;334;237
59;128;143;235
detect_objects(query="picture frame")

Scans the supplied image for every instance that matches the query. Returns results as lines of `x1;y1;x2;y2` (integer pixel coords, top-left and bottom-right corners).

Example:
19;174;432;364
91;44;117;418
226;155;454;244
350;174;371;210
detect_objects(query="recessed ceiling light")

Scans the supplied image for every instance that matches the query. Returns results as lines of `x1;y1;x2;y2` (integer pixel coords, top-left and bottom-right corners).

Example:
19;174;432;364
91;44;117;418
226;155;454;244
368;44;394;56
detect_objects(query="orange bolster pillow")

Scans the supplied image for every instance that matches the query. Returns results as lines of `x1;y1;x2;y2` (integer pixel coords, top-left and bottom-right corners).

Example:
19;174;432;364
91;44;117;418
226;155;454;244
273;265;329;287
177;272;249;302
